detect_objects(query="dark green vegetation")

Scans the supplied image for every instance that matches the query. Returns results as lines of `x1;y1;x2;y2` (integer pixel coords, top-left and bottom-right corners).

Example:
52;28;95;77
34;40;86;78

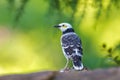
0;0;120;75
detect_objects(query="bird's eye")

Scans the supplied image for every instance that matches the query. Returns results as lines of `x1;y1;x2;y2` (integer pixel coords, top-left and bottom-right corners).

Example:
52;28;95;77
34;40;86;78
62;24;67;28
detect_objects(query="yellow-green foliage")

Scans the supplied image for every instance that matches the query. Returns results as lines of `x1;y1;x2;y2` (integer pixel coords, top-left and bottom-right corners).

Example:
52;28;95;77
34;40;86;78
0;0;120;75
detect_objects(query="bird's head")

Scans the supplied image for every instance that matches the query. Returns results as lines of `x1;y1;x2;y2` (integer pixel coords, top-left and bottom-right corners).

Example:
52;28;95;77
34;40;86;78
54;23;73;32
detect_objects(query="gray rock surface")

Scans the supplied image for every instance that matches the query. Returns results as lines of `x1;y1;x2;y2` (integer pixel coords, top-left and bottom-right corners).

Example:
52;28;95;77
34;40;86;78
0;67;120;80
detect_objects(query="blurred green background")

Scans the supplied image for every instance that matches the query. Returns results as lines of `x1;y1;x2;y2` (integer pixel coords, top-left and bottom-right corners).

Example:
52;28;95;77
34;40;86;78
0;0;120;75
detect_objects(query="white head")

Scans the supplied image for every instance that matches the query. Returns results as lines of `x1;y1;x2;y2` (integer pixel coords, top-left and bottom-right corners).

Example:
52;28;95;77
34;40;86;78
54;23;72;32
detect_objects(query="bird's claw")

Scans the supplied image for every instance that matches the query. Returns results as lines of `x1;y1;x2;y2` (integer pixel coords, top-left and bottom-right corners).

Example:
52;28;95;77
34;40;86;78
60;67;71;72
60;67;89;72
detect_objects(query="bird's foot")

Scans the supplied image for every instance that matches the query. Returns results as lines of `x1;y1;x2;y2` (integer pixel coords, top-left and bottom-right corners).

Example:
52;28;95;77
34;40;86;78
60;67;89;72
83;67;89;71
60;67;71;72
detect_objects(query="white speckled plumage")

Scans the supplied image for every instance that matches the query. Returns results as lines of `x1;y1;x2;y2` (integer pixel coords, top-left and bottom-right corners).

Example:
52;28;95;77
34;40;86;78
54;23;84;71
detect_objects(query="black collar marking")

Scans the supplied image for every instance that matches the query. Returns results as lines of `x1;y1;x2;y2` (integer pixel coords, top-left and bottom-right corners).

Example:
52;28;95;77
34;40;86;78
63;28;74;34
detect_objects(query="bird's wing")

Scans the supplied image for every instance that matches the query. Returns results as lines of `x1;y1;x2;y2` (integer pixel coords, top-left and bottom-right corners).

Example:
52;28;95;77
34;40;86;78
61;33;83;57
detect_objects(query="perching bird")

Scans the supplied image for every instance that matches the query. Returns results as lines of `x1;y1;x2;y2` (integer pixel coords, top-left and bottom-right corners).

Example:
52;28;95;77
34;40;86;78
54;23;84;71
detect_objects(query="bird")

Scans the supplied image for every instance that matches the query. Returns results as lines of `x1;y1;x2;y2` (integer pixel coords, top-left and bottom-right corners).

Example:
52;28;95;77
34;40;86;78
54;23;84;72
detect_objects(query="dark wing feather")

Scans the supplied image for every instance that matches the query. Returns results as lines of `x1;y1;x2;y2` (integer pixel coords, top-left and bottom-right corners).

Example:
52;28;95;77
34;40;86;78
61;33;83;56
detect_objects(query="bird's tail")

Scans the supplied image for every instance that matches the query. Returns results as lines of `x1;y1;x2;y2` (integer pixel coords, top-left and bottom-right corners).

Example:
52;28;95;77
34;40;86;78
72;55;84;70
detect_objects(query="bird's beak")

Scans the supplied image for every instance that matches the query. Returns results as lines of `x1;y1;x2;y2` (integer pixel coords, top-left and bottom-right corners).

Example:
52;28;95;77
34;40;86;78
54;25;61;28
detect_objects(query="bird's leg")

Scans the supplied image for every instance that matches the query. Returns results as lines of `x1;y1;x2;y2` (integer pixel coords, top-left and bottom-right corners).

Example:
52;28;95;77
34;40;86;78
60;58;69;72
64;58;69;69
